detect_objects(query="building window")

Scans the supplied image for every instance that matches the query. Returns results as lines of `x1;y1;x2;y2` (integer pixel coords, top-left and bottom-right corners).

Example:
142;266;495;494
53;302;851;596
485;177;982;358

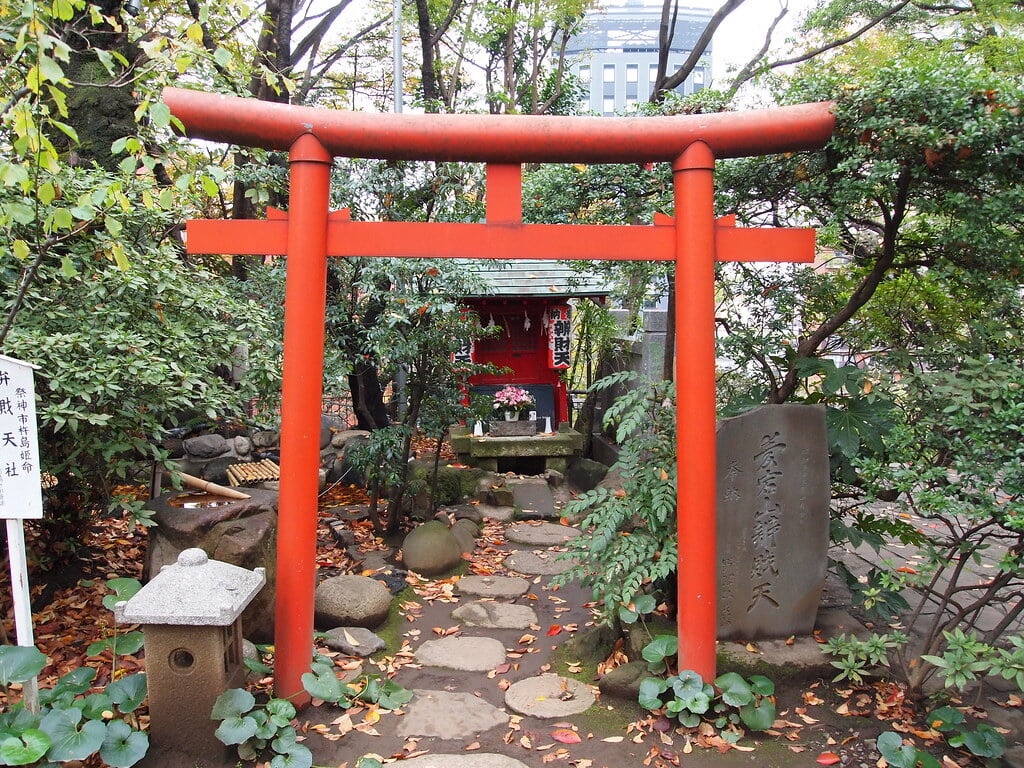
626;64;638;82
579;65;591;84
625;97;637;110
603;97;616;114
603;64;616;83
693;67;705;84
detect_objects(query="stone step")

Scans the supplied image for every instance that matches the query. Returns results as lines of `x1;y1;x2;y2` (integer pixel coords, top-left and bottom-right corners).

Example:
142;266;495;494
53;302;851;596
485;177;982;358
452;600;538;629
457;574;531;598
414;635;506;671
505;549;578;576
504;674;596;718
396;690;508;741
505;521;582;547
509;477;558;520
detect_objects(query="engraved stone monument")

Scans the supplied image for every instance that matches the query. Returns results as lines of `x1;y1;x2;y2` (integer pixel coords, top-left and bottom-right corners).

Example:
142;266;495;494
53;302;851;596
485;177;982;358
716;404;830;640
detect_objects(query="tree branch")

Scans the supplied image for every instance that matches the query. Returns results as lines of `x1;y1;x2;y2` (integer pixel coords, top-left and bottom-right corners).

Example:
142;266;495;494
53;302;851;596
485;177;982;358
652;0;748;101
735;0;912;90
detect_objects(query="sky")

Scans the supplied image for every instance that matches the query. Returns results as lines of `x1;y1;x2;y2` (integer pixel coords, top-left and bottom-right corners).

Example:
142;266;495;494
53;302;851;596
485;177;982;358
711;0;816;83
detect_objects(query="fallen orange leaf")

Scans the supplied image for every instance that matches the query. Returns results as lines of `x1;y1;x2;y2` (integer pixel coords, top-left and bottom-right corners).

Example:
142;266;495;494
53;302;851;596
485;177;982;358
551;729;582;744
546;625;563;636
816;752;841;765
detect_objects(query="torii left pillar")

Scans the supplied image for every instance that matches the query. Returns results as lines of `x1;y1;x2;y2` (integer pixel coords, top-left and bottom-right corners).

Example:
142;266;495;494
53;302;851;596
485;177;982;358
168;86;835;702
276;134;332;705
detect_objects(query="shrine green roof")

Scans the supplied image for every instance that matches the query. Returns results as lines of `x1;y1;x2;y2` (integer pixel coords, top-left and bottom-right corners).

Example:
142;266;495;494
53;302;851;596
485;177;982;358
463;260;610;299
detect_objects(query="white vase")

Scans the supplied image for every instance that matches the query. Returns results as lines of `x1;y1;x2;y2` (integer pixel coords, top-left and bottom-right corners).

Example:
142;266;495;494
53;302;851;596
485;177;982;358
504;410;518;422
473;420;484;436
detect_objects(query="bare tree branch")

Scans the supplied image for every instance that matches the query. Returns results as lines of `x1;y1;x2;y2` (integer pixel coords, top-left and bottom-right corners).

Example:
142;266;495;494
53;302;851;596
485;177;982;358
735;0;912;90
725;2;788;98
652;0;748;102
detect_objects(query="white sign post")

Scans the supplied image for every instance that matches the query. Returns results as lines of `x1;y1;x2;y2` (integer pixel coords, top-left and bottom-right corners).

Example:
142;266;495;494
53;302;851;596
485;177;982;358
0;354;43;712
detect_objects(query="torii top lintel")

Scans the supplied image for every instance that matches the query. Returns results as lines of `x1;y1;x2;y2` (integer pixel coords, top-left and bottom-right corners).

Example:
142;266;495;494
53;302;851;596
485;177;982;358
162;87;834;164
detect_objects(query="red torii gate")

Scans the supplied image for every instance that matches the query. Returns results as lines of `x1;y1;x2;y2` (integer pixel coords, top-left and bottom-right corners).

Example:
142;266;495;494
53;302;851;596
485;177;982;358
164;87;835;702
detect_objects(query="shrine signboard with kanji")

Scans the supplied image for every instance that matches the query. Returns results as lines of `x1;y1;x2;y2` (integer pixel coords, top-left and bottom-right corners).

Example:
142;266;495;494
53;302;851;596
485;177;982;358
0;355;42;520
548;305;571;370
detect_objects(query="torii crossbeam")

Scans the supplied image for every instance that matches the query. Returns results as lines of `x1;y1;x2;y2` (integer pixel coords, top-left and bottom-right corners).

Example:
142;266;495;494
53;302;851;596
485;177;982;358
165;87;835;703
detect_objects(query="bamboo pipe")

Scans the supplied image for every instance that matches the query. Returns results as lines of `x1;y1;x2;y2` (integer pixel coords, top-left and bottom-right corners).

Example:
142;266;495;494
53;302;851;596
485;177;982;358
173;470;251;500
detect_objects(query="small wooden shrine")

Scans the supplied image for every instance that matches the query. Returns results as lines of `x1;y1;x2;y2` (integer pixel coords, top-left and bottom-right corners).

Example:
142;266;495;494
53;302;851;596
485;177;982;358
458;259;607;427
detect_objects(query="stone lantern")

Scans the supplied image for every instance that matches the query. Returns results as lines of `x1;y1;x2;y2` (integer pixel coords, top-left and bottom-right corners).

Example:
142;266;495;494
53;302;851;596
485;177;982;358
114;548;265;760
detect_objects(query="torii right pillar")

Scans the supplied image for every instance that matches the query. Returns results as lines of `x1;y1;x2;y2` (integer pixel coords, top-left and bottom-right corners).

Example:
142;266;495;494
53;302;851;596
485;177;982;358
674;141;718;679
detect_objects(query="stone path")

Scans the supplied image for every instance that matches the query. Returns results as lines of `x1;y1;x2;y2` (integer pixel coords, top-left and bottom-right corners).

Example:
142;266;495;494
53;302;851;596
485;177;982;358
403;500;590;742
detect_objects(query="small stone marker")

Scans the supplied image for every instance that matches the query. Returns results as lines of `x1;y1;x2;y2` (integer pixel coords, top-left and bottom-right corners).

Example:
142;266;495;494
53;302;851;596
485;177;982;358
415;635;507;671
506;522;582;547
716;404;831;640
452;600;538;629
397;690;508;740
505;549;577;576
504;674;595;717
457;574;530;598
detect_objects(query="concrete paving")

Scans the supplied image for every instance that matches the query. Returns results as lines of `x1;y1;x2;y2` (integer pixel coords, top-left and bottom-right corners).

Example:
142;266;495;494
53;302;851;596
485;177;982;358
508;478;559;520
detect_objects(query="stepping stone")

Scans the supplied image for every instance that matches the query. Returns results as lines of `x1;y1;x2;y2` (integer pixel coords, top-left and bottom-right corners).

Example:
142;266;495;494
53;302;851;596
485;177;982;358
398;755;530;768
509;478;558;520
505;549;577;576
397;690;508;740
415;636;506;671
506;522;583;547
322;627;385;657
458;575;531;598
452;600;538;630
504;674;596;718
477;503;515;522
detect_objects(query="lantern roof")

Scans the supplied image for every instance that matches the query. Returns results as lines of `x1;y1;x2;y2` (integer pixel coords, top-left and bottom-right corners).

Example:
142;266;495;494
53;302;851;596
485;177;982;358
114;548;265;626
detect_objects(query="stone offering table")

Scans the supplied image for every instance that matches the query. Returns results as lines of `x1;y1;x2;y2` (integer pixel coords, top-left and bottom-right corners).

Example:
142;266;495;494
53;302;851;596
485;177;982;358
449;423;583;473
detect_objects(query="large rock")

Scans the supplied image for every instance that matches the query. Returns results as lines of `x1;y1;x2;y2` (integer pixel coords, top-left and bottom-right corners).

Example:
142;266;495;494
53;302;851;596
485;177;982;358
314;575;392;629
566;457;608;492
598;660;648;700
252;429;279;449
450;518;480;555
183;434;229;459
144;488;278;642
716;404;831;641
402;521;462;576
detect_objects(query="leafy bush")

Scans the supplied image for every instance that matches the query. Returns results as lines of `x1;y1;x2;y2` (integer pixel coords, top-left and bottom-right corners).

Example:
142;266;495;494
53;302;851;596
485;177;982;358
638;636;777;733
848;358;1024;699
0;645;149;767
553;371;677;623
213;652;413;766
0;168;281;536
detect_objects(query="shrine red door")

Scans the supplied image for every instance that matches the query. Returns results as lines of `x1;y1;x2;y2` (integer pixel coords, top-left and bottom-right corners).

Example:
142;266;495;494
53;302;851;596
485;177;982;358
467;300;568;424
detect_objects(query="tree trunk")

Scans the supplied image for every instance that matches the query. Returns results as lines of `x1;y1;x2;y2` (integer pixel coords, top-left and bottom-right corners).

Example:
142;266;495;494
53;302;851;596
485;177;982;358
349;361;390;430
